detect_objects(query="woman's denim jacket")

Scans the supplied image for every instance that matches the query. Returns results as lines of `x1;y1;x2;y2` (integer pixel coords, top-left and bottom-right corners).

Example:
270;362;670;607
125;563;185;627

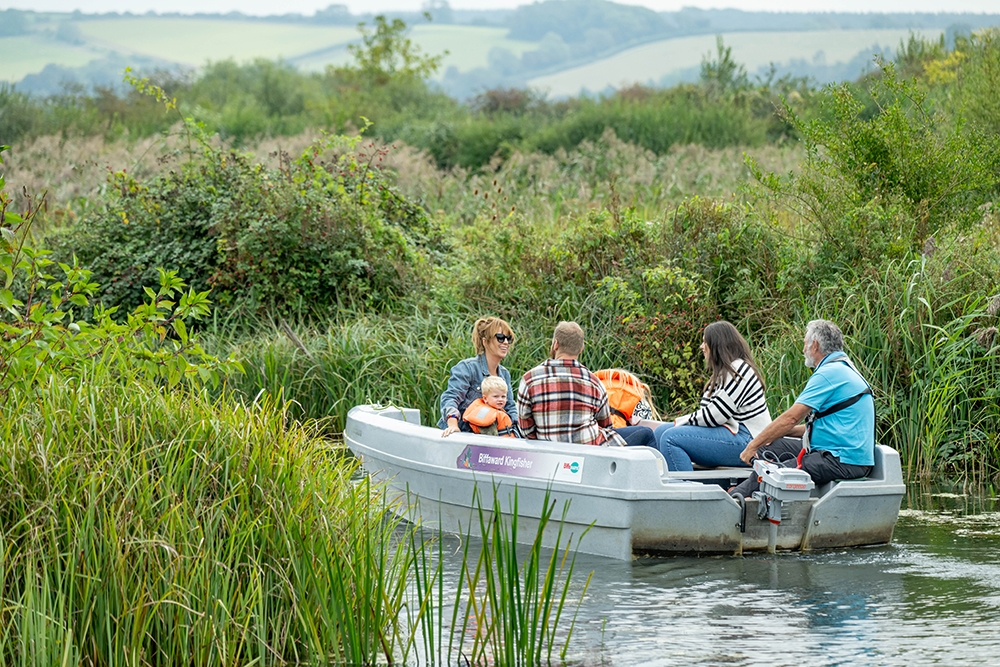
437;354;519;435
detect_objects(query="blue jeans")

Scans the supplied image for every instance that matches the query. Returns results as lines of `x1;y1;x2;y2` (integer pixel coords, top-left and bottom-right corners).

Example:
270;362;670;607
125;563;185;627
653;422;752;471
616;425;656;448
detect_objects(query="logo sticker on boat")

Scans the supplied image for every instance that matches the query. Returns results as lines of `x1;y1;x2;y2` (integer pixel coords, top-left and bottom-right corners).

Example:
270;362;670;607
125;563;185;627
457;445;585;483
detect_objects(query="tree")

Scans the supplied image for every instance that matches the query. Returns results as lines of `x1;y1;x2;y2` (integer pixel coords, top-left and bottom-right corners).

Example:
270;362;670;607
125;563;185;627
346;15;445;86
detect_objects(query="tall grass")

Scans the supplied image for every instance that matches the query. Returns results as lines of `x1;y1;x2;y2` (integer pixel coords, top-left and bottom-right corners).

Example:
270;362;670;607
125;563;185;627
753;257;1000;482
0;360;593;664
409;486;591;667
220;304;640;430
0;363;412;664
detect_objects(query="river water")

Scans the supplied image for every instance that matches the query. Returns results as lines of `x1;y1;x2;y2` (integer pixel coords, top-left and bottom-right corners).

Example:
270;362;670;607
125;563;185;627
556;487;1000;666
431;486;1000;666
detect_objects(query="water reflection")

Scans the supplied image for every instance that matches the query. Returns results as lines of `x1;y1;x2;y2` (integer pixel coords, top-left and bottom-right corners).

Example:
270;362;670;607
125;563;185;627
493;487;998;666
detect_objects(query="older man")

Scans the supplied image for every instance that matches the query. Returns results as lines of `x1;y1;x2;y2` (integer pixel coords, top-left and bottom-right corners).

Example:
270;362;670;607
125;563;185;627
518;321;655;447
732;319;875;497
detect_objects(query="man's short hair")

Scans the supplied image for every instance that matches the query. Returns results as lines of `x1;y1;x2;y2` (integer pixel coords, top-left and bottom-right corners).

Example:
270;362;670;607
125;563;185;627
480;376;508;396
805;319;844;356
553;321;585;356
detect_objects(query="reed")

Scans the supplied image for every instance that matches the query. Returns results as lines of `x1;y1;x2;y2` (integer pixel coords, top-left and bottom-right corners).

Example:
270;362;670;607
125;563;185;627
408;486;590;667
0;363;416;664
219;305;637;431
752;257;1000;482
0;358;595;664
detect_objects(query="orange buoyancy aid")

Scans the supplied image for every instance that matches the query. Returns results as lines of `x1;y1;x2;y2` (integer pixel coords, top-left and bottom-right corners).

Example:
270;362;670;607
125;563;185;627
594;369;647;430
463;398;515;436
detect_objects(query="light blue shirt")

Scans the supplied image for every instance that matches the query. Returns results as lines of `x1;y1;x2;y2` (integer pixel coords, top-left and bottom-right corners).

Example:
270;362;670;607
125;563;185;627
796;351;875;466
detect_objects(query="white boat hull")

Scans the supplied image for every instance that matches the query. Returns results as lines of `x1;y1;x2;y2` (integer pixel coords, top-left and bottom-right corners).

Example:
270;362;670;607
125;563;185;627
345;405;906;560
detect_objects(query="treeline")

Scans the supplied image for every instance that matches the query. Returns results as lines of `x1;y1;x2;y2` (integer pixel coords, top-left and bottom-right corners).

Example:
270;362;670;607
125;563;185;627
5;28;999;171
4;26;807;166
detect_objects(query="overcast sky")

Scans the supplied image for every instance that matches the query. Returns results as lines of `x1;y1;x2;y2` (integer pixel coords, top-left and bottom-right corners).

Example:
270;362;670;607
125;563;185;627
4;1;999;16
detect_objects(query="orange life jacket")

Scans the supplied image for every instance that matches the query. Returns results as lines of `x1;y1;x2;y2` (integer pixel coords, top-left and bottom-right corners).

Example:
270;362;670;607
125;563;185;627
594;369;648;430
463;398;515;436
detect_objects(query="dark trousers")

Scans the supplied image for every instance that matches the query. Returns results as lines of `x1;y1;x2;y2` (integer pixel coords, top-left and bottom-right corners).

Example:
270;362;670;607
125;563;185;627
732;437;873;498
617;425;656;448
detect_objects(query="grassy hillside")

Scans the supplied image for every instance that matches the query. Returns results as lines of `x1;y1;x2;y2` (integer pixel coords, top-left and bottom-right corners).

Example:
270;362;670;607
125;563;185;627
0;13;956;96
296;24;538;73
531;28;944;95
77;18;359;67
0;34;98;82
0;18;538;84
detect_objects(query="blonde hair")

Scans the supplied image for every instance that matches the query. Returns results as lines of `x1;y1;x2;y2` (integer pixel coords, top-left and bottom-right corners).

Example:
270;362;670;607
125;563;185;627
472;317;515;355
480;376;508;397
553;321;585;356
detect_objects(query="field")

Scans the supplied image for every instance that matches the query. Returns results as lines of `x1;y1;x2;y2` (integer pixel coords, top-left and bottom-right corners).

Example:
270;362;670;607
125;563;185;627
0;17;945;91
0;34;100;82
76;18;360;67
0;18;538;83
296;24;539;72
530;28;944;95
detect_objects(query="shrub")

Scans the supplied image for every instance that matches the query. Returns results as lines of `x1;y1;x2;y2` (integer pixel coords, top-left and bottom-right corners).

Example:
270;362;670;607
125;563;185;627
455;207;658;317
750;61;1000;270
51;126;443;316
596;263;716;410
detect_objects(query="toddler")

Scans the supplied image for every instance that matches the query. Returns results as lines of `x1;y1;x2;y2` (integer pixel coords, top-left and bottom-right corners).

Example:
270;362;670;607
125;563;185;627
462;376;515;437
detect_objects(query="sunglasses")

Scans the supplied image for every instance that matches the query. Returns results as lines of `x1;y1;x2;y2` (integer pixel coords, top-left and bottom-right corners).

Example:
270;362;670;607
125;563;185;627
494;333;514;344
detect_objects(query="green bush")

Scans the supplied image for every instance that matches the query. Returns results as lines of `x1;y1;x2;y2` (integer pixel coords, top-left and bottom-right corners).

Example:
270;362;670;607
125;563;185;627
455;207;658;317
51;127;443;315
955;28;1000;136
665;197;795;329
751;62;1000;270
596;262;716;409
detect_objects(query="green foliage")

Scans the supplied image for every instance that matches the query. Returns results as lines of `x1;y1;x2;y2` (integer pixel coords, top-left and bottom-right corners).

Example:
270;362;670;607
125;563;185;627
0;372;415;664
751;61;1000;269
346;15;445;85
186;59;310;141
456;207;657;317
665;197;796;329
1;150;238;397
700;35;750;95
51;122;442;315
453;486;589;666
597;263;715;409
954;28;1000;136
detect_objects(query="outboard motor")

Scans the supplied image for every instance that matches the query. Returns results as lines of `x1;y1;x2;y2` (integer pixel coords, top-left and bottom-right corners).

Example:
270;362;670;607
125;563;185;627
751;459;815;553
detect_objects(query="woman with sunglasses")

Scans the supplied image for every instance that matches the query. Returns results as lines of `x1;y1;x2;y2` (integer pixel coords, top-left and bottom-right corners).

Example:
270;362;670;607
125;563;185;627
439;317;520;437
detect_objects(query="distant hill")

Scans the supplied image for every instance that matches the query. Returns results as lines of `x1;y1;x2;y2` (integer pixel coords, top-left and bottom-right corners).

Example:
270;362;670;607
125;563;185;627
528;28;944;97
0;2;997;98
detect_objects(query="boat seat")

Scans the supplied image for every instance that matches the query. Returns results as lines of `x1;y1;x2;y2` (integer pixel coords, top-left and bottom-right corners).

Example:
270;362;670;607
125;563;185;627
665;467;753;483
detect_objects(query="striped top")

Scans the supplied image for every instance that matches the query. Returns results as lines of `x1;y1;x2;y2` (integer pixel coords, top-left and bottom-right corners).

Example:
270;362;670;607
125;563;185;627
517;359;627;447
682;359;772;437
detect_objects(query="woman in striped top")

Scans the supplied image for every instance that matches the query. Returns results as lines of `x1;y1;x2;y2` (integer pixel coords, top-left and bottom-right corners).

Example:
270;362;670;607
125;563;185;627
653;321;772;471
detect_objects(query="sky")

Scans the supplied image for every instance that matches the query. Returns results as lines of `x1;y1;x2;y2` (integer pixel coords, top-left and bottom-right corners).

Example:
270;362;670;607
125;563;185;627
4;0;999;15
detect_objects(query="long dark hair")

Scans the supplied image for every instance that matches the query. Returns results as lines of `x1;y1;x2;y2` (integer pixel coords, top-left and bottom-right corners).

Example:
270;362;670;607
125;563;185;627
702;321;765;394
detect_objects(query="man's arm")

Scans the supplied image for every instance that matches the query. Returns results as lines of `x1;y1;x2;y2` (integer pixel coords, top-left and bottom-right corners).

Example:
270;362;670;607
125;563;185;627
739;403;812;464
517;378;537;439
595;391;613;429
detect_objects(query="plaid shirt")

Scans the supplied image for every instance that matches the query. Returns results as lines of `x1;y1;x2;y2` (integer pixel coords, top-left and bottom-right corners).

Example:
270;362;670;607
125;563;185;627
517;359;626;447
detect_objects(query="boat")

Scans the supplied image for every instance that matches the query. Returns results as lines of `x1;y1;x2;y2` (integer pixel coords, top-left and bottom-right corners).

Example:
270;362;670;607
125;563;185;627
345;404;906;560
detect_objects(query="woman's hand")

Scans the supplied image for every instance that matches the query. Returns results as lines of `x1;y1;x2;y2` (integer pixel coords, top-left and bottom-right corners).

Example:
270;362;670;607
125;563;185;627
441;417;460;437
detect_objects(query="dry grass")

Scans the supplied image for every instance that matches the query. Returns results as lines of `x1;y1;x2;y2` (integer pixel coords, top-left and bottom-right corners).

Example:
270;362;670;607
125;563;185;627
7;127;802;233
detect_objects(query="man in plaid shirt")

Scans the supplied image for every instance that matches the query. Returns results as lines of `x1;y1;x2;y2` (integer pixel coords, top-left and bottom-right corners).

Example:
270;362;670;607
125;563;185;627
517;321;627;447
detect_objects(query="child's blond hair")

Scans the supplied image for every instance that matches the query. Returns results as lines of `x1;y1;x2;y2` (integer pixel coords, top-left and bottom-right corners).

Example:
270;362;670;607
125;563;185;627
480;376;508;397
